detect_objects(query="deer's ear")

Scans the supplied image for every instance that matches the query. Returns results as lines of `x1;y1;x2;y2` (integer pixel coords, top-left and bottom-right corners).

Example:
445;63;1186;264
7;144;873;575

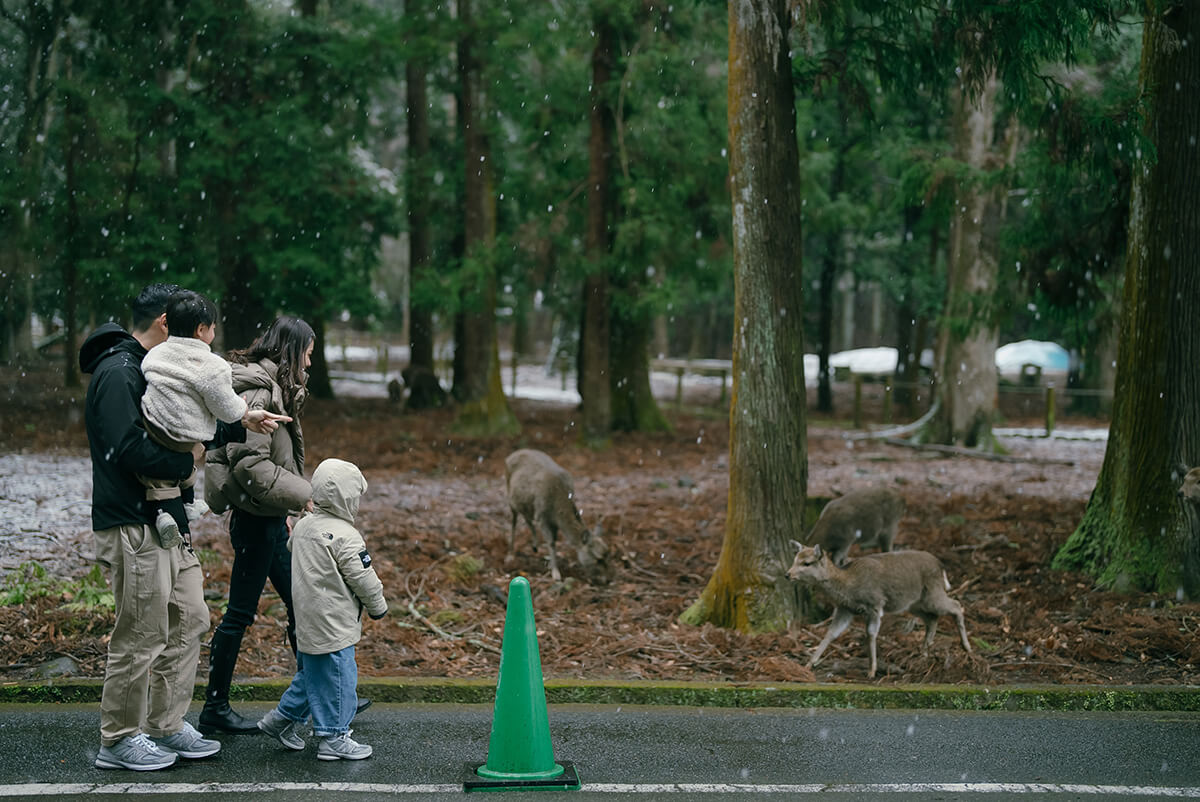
812;544;823;558
789;539;803;553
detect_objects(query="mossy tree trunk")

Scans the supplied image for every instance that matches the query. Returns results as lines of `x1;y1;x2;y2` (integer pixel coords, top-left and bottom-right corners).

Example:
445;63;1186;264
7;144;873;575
922;75;1003;449
580;10;616;446
681;0;808;633
452;0;518;436
1054;2;1200;598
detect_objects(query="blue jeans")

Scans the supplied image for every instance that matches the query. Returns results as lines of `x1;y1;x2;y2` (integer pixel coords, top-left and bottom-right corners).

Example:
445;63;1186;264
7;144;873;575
276;647;359;736
215;509;295;653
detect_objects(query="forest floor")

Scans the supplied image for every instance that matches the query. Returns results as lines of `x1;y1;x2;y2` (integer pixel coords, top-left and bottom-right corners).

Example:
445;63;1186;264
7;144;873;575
1;363;1197;688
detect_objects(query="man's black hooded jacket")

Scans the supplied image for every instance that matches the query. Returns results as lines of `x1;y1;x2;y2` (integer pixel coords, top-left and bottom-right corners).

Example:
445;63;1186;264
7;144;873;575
78;323;244;532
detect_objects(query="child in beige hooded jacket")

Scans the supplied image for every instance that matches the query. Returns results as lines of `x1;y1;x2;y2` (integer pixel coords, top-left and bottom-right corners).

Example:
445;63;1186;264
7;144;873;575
257;458;387;761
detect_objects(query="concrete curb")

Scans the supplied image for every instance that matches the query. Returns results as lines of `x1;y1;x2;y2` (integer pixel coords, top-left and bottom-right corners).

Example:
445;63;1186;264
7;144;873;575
2;678;1198;712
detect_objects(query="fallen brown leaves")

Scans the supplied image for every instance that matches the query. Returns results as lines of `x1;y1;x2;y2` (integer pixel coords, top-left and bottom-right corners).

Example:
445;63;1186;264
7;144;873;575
2;385;1198;688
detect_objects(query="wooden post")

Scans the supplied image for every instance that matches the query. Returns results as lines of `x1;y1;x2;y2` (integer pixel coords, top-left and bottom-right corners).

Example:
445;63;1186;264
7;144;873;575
511;349;518;397
675;367;685;409
1045;386;1056;437
882;382;893;425
853;374;864;429
377;343;389;379
719;370;727;406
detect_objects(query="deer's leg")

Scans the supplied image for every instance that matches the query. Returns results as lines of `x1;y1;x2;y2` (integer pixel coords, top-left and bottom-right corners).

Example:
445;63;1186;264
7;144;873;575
865;607;884;679
880;521;898;552
953;605;972;653
507;509;520;559
918;612;939;654
539;517;562;581
809;608;854;668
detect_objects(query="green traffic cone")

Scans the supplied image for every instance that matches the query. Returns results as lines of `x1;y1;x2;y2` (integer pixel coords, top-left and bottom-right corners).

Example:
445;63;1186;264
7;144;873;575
464;576;580;792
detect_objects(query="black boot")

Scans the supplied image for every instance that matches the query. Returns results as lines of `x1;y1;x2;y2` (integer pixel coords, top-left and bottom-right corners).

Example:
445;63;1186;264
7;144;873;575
199;630;260;734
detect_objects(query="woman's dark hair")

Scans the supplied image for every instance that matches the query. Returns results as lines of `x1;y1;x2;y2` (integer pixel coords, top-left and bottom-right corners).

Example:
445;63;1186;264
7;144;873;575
228;316;315;414
165;290;218;337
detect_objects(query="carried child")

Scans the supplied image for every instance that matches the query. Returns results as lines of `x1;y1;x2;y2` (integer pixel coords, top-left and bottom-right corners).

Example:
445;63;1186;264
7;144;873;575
258;458;387;761
139;290;249;547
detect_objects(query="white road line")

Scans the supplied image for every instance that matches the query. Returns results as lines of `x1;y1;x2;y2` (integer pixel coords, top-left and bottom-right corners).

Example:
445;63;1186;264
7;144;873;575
2;782;1200;796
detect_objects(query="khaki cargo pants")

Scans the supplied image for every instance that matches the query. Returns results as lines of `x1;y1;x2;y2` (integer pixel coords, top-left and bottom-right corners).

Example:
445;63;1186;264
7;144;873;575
93;524;209;746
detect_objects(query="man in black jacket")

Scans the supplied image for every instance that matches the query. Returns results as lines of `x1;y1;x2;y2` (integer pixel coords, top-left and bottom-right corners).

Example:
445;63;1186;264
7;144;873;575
81;283;287;771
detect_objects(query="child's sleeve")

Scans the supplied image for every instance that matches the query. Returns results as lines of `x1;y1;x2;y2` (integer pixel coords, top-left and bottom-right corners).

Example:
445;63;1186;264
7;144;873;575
200;355;249;424
335;532;388;619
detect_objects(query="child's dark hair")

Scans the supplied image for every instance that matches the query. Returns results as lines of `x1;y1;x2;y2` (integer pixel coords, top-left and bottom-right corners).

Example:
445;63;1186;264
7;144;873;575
166;290;218;337
131;283;182;333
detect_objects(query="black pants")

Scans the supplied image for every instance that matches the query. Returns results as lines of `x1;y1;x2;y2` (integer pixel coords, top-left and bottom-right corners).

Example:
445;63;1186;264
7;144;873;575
214;508;296;653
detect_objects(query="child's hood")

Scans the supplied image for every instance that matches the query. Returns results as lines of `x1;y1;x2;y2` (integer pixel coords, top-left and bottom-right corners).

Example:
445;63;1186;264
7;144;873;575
310;458;367;523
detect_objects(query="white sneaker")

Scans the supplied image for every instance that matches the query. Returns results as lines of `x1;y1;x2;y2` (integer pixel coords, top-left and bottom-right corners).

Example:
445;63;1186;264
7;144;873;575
155;511;182;549
258;708;305;751
95;733;177;771
184;500;210;522
150;721;220;759
317;730;372;761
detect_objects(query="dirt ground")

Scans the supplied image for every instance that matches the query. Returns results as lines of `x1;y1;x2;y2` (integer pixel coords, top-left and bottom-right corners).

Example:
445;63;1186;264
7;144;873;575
1;368;1197;688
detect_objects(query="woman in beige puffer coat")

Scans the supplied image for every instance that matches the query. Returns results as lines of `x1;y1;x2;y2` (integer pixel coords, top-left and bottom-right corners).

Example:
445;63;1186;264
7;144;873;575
199;316;315;735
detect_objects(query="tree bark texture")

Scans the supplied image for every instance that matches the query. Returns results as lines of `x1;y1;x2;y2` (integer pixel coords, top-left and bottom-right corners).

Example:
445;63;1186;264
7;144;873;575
609;305;668;432
682;0;808;633
1055;2;1200;597
406;0;436;376
581;12;616;444
453;0;517;435
925;75;1002;449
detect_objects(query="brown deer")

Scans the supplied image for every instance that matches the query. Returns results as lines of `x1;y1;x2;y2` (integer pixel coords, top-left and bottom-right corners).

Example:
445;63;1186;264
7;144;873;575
504;449;612;584
787;542;971;679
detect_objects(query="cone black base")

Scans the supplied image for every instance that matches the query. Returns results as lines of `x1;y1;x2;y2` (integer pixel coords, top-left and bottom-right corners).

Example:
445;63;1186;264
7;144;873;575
463;761;581;792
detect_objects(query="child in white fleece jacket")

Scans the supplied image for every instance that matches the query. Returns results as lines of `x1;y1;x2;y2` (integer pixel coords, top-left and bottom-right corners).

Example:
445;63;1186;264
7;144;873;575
139;290;247;547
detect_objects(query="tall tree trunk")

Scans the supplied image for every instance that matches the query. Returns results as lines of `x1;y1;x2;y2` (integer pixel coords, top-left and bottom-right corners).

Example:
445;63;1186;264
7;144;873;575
816;98;849;415
453;0;517;435
406;0;436;378
62;66;81;389
815;236;840;415
682;0;808;633
892;206;926;416
923;75;1002;449
609;306;668;432
307;317;335;400
1055;2;1200;598
0;0;64;364
580;11;616;445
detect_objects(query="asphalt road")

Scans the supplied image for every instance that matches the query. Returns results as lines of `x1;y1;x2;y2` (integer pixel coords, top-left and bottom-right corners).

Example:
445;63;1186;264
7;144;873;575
0;703;1197;801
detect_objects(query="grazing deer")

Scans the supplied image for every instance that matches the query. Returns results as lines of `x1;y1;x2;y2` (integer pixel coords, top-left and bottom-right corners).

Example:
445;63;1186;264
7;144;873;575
504;449;612;584
807;487;906;566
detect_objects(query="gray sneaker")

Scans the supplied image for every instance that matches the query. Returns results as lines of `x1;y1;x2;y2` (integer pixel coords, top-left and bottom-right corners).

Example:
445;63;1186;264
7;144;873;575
95;733;178;771
151;721;220;759
316;730;372;761
258;708;305;751
155;510;182;549
184;500;210;522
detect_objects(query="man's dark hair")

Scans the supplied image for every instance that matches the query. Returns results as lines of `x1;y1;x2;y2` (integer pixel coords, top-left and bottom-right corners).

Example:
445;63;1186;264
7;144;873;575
131;283;182;333
166;290;218;338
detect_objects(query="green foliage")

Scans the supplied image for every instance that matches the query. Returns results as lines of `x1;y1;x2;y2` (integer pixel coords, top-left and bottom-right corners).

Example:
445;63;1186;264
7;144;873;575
60;565;115;613
0;562;56;606
0;562;114;612
1001;20;1143;370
